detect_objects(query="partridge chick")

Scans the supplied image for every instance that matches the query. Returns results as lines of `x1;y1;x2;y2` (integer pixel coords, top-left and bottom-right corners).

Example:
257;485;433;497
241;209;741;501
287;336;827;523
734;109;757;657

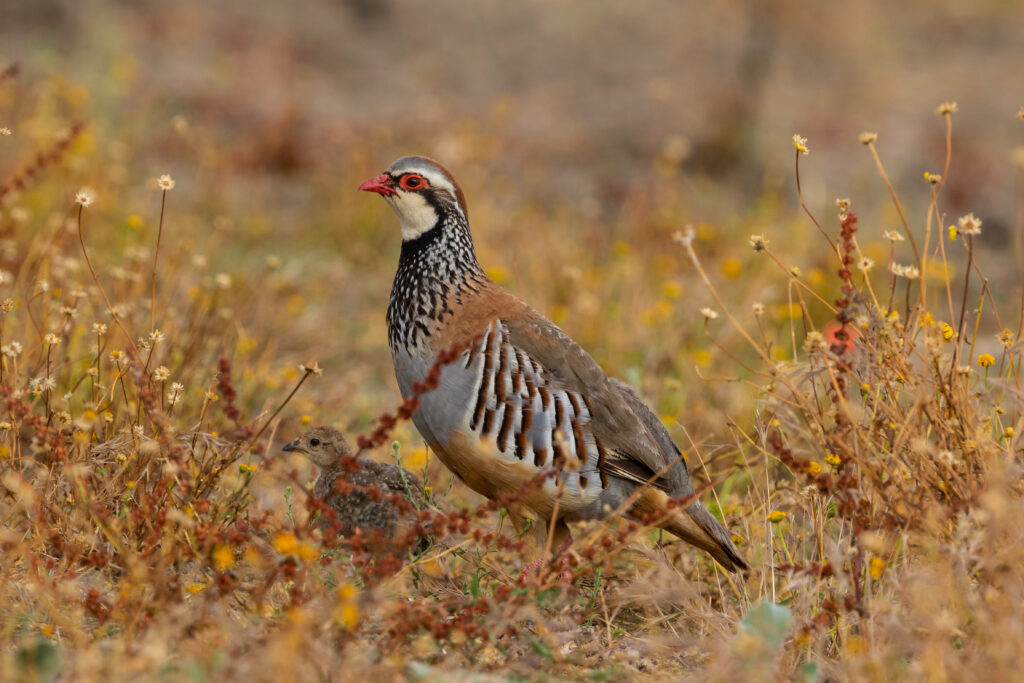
359;156;747;572
282;426;425;550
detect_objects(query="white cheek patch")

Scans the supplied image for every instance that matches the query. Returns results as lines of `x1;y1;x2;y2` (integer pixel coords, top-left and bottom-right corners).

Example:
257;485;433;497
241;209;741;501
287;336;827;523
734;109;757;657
386;191;439;241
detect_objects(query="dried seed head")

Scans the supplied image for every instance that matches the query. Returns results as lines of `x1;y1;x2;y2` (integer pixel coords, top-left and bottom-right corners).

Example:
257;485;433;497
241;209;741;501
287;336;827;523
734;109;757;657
804;331;826;353
957;212;982;236
748;234;769;252
299;361;324;376
996;329;1014;348
75;187;96;207
890;263;920;279
792;134;809;155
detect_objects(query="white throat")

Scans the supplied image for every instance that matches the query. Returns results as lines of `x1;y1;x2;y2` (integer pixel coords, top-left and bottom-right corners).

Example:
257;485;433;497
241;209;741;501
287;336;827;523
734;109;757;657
386;192;439;241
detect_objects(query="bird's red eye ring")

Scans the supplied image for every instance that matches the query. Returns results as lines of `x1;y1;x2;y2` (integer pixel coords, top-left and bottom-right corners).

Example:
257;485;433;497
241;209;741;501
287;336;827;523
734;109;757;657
399;174;427;190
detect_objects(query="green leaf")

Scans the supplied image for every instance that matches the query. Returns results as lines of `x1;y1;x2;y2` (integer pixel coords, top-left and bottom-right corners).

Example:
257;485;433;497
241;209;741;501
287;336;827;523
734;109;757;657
798;660;820;682
528;636;553;660
739;600;792;649
15;638;60;680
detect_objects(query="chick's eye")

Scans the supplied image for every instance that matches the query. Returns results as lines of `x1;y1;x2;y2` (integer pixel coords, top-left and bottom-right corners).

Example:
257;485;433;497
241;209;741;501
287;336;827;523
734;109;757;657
309;438;320;447
400;174;425;190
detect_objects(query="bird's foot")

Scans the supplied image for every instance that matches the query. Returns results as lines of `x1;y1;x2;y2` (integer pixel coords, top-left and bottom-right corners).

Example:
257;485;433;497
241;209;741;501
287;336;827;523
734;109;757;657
519;556;545;579
519;536;574;581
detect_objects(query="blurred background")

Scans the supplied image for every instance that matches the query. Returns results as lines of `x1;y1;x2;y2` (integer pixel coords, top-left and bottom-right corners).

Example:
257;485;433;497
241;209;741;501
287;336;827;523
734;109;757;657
1;0;1022;439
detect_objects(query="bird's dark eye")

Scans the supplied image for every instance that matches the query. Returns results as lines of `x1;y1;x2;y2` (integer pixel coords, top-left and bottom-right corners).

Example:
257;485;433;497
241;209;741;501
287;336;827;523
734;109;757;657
400;174;426;190
309;438;320;447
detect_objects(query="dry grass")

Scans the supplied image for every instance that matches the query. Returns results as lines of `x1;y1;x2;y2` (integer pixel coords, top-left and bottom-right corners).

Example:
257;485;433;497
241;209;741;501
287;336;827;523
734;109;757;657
1;58;1023;682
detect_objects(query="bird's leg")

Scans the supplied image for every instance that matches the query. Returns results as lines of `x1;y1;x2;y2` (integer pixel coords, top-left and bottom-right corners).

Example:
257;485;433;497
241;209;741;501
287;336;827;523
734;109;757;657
520;519;573;580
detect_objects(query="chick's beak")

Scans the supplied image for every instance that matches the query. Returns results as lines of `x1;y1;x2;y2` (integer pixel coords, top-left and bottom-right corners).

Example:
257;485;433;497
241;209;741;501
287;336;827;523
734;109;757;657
358;173;397;197
282;439;303;453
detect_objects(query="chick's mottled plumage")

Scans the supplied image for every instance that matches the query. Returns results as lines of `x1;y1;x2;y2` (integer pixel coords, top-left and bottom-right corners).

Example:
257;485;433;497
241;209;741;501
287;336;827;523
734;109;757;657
283;426;424;545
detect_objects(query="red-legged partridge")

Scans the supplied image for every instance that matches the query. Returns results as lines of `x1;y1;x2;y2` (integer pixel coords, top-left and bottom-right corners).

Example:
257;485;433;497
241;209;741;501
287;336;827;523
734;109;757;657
283;426;424;551
359;156;747;572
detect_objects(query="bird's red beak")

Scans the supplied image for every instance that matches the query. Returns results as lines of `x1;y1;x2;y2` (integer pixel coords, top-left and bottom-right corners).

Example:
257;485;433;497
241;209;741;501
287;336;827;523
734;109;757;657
358;173;397;197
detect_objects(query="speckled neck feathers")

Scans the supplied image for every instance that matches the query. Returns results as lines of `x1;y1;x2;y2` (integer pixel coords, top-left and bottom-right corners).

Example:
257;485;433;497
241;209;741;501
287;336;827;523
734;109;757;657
387;210;486;352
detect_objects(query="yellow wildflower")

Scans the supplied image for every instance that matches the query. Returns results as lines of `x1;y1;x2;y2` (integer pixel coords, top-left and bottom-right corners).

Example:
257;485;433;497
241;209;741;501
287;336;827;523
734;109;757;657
869;556;886;580
662;281;684;299
720;257;742;279
485;265;510;284
977;354;995;368
297;543;319;562
767;510;787;523
273;532;300;555
337;602;359;630
212;545;234;571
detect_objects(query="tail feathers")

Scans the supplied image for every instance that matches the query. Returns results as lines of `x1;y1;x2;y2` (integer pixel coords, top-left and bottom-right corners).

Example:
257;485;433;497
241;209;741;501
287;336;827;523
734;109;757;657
668;500;748;573
633;488;748;572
